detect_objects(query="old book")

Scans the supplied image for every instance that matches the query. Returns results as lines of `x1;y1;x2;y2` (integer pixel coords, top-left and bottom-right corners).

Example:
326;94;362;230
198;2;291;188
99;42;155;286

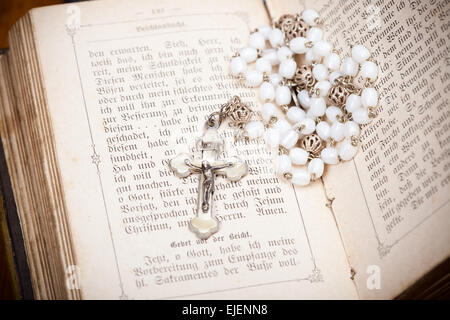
0;0;448;299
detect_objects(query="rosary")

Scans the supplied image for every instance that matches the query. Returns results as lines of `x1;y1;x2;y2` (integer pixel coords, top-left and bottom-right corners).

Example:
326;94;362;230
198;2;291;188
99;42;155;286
170;9;379;239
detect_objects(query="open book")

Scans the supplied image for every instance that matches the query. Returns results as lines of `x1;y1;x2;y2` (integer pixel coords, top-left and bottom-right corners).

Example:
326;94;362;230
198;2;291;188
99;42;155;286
0;0;448;299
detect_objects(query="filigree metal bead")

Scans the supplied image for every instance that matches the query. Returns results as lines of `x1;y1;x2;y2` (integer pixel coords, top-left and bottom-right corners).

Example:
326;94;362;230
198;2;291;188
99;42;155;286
328;84;350;107
274;14;309;41
300;134;324;157
221;96;253;127
294;65;317;93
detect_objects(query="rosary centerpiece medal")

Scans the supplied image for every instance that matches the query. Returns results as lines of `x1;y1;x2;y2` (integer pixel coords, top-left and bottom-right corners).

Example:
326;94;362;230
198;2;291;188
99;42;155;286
169;97;249;239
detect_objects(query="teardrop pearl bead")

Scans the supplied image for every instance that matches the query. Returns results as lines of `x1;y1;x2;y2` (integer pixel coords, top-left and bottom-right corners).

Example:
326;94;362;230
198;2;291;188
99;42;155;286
244;70;263;87
308;158;324;179
297;90;311;108
286;107;306;124
352;108;370;124
306;27;323;42
273;118;291;135
361;87;379;108
240;47;258;63
292;169;311;186
316;121;331;140
258;25;272;39
313;40;332;57
264;128;280;147
351;44;370;63
230;56;247;76
263;49;280;66
279;59;297;79
330;122;345;142
269;28;284;48
310;97;326;117
339;139;358;161
290;147;309;165
313;64;329;81
277;46;293;61
255;58;272;74
276;154;292;175
276;86;292;105
341;57;358;77
324;53;341;71
261;102;278;122
321;147;339;164
302;9;319;26
344;121;360;137
245;121;265;139
360;61;378;81
249;32;266;50
280;129;300;149
259;82;275;102
345;94;362;113
326;106;343;122
289;37;308;54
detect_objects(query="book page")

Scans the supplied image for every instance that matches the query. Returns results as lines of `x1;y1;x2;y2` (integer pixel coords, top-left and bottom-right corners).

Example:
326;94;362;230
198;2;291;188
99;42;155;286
269;0;450;299
30;0;357;299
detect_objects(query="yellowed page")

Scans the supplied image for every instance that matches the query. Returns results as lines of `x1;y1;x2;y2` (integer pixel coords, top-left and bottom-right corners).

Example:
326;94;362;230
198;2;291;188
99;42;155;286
268;0;450;299
30;0;356;299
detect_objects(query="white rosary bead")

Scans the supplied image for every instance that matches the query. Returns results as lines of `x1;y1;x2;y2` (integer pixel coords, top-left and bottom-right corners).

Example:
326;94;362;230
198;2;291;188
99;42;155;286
264;128;280;147
326;105;343;122
339;139;358;161
329;71;342;84
289;37;308;54
306;27;323;42
276;154;292;175
297;90;311;108
230;56;247;76
345;94;362;113
260;82;275;102
269;28;285;47
308;158;324;179
249;32;266;50
273;118;292;135
292;168;311;186
351;44;370;63
275;85;292;105
277;46;293;61
360;61;378;81
258;25;272;39
344;121;360;137
313;40;332;57
244;70;263;87
279;59;297;79
302;9;319;26
263;49;280;66
297;118;316;135
240;47;258;63
305;49;321;65
306;108;316;120
330;121;345;142
361;87;379;108
310;97;326;117
269;73;282;87
316;121;331;140
312;64;329;81
286;107;306;124
321;147;339;164
261;102;278;121
352;108;370;124
324;52;341;71
255;57;272;74
245;121;265;139
341;57;358;77
280;129;300;149
290;147;309;165
314;81;331;97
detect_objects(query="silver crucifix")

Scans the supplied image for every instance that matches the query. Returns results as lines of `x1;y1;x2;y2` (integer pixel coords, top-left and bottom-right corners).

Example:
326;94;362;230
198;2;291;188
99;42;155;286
169;126;248;239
